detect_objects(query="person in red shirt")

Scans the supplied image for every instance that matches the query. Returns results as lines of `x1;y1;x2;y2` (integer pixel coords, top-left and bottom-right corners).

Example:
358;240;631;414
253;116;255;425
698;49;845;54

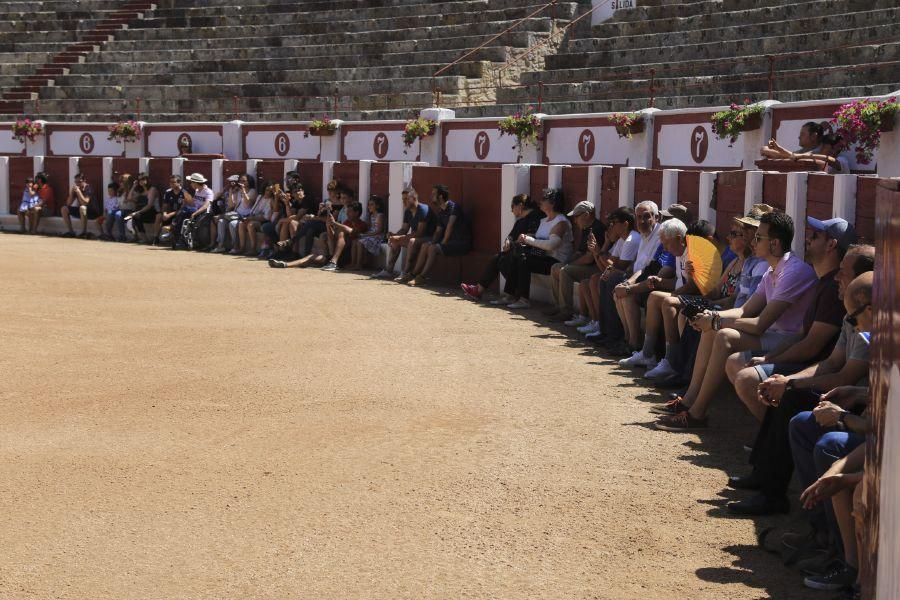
33;172;55;231
268;201;366;270
321;200;367;271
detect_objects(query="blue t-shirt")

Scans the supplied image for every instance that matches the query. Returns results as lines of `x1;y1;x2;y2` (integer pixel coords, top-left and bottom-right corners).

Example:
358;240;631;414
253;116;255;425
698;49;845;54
405;203;437;236
437;200;471;242
653;244;675;269
721;246;737;268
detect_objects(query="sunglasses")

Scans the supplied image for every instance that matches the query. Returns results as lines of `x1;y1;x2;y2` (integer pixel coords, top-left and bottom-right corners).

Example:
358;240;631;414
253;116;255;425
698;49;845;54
753;233;770;242
845;303;870;327
727;229;743;238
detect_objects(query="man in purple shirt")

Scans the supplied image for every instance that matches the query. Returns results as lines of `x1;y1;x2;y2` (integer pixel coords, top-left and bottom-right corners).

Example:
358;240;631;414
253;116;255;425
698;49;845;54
655;211;819;431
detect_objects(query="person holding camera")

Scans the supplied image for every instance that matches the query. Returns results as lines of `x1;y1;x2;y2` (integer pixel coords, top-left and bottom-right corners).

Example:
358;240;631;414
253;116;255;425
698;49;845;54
497;188;573;310
320;200;368;271
155;175;186;245
236;183;272;256
60;173;97;238
211;174;256;253
16;177;41;234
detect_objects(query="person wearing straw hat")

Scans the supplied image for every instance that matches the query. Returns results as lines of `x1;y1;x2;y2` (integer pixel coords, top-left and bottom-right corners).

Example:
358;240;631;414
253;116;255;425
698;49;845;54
170;172;212;249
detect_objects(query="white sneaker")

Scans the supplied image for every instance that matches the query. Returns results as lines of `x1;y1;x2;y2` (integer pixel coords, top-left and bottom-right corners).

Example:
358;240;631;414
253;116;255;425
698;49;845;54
507;299;531;309
372;269;392;278
585;329;604;340
320;261;338;272
564;314;590;327
618;351;654;368
577;321;600;335
644;358;677;380
490;295;513;305
211;246;226;253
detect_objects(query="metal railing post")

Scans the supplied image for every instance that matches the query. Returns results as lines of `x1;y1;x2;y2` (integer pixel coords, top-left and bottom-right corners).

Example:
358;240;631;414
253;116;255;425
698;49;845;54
135;97;141;121
649;69;656;108
538;81;544;112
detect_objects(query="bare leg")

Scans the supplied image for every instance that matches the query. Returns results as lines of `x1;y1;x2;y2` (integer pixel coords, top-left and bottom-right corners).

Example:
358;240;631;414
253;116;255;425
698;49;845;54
682;330;717;404
247;223;258;254
404;238;424;274
416;243;441;278
621;295;642;348
661;296;681;344
833;488;858;568
79;208;88;235
328;232;347;265
17;211;26;231
688;328;762;419
640;291;668;356
61;206;73;233
411;242;430;275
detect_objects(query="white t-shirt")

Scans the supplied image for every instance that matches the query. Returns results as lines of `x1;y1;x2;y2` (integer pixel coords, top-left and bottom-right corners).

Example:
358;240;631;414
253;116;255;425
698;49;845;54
633;222;662;273
534;214;574;263
675;252;687;289
611;229;640;261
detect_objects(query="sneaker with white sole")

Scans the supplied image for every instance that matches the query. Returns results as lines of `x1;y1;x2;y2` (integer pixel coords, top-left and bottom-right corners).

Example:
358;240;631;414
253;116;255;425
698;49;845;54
564;315;590;327
644;358;677;379
372;269;392;279
490;295;513;305
320;262;338;272
803;563;857;591
577;321;600;335
507;299;531;309
618;351;654;368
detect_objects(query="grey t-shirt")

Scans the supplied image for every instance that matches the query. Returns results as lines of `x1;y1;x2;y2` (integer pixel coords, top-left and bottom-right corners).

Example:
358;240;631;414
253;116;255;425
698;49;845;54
835;320;870;385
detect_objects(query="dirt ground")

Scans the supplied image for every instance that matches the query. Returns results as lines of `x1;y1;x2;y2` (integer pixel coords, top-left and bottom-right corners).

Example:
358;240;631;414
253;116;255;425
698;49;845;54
0;234;820;599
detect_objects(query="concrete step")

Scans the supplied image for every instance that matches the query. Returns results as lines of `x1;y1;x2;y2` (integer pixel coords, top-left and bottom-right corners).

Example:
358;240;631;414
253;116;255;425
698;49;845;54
76;47;508;76
523;42;900;84
547;22;899;69
37;73;467;101
129;3;580;30
497;62;900;104
564;7;898;56
73;33;538;65
51;62;488;88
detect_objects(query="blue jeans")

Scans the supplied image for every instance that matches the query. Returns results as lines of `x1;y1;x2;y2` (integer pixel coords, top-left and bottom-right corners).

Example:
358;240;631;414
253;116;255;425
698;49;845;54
789;411;864;550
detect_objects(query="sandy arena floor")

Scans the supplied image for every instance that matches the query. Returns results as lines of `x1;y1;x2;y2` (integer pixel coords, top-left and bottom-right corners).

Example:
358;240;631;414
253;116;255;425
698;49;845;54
0;234;819;599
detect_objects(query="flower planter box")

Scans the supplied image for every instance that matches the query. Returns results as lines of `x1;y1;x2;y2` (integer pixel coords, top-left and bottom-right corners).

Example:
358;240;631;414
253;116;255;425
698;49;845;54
307;128;336;137
617;120;644;137
741;112;762;132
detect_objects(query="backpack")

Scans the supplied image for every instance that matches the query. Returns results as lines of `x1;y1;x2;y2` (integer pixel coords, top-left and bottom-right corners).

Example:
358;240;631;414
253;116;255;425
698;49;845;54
182;212;213;250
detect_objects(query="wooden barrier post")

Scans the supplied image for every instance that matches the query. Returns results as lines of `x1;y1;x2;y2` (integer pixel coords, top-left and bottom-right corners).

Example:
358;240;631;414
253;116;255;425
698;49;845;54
785;171;809;260
832;174;858;224
618;166;637;208
0;156;9;216
661;169;680;210
698;171;718;226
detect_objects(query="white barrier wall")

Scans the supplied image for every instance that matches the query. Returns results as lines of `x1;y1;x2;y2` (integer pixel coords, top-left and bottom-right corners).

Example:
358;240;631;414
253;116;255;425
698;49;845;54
3;92;898;180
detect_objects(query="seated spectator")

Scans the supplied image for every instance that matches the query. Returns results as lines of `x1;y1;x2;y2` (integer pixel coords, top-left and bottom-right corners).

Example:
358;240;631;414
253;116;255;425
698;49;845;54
33;172;54;229
270;200;365;269
800;442;866;593
372;188;436;279
275;179;339;259
608;200;668;356
461;193;544;302
760;121;824;161
156;175;186;245
267;185;315;249
112;176;138;242
646;208;772;388
128;173;161;244
404;184;472;286
497;188;573;309
660;203;692;224
574;206;639;338
724;272;872;517
544;200;606;324
237;185;273;256
172;173;214;249
16;177;40;234
791;384;872;582
349;195;387;271
212;175;256;253
321;201;368;271
621;218;695;374
654;211;819;431
727;221;863;422
60;173;97;238
100;182;121;241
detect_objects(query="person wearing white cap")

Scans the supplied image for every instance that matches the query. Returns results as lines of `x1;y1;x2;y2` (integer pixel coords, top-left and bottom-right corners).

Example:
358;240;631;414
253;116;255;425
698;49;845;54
543;199;606;327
